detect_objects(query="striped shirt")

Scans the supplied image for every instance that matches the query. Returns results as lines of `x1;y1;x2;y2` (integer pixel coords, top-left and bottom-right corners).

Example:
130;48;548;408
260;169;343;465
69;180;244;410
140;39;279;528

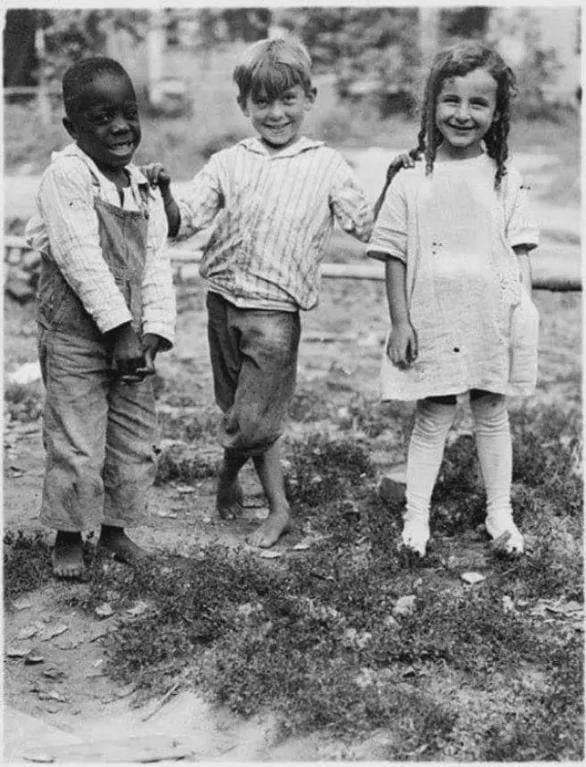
25;143;175;345
176;136;373;311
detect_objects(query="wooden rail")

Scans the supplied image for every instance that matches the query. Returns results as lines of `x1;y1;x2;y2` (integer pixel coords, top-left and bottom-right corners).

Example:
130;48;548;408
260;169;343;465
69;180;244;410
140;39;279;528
4;235;582;292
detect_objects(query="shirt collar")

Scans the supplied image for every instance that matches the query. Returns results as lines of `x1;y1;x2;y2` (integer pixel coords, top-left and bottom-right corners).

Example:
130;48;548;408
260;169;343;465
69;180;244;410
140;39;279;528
240;135;324;158
55;143;150;189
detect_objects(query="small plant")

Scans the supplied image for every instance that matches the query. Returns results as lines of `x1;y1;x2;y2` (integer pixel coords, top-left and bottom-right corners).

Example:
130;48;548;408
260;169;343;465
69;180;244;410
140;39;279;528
3;530;52;601
284;435;375;509
4;381;43;422
155;442;218;485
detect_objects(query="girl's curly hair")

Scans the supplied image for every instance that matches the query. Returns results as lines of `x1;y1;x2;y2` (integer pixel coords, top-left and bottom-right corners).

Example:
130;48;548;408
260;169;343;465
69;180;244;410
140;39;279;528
415;41;517;189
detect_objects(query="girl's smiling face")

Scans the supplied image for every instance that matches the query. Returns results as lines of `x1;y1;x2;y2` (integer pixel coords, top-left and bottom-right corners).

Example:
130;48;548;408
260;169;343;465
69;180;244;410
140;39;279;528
435;67;498;159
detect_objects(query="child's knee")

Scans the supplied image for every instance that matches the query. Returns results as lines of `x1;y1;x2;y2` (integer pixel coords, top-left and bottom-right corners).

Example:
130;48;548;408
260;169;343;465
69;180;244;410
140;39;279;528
219;410;280;456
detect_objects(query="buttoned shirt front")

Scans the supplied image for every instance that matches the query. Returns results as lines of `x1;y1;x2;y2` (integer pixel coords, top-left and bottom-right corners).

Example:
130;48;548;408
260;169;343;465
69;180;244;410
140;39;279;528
176;136;373;311
25;143;175;345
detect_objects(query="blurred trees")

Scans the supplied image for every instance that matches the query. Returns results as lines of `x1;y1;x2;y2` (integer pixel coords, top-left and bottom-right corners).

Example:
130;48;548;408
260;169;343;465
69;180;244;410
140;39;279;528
275;7;420;116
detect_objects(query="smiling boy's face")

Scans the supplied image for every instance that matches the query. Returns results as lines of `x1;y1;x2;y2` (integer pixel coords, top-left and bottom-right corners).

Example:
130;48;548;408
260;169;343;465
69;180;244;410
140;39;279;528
239;84;316;151
64;72;141;177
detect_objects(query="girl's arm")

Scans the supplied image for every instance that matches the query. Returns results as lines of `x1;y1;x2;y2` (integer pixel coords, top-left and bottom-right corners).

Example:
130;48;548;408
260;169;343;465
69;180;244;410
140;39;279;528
513;245;532;297
384;256;418;367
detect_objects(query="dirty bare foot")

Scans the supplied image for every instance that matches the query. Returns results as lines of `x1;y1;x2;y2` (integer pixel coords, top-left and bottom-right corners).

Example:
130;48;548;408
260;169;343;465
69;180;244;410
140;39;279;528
98;525;149;565
216;479;245;520
247;508;291;548
52;531;86;579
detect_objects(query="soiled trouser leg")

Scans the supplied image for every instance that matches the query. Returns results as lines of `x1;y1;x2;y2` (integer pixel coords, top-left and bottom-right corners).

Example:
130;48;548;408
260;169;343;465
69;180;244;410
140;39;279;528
470;391;524;553
403;397;457;555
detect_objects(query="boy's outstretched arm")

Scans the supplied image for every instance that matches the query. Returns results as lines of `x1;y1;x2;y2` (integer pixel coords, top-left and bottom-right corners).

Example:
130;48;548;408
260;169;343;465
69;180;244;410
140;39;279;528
374;149;419;220
142;163;180;237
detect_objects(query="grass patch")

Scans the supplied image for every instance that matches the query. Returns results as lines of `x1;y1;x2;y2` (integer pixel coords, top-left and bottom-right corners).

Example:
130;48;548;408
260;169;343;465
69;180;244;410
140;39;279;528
3;530;52;602
4;381;43;423
154;441;218;485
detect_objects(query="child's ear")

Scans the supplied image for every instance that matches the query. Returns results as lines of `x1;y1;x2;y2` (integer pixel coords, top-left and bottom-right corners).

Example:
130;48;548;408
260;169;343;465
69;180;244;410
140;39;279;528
63;116;77;140
237;96;250;117
304;87;317;111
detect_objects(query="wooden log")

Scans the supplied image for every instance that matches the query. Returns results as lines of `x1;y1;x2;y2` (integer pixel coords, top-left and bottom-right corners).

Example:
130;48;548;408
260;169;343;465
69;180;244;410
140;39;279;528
4;237;582;291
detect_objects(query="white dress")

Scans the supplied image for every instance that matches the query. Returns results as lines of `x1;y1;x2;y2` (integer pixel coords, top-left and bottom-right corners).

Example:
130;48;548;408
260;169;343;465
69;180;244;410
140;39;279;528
369;155;539;401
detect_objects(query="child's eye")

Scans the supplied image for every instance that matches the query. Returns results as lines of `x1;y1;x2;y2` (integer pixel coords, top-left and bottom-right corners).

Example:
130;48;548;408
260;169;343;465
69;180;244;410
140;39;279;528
124;105;139;120
86;110;112;125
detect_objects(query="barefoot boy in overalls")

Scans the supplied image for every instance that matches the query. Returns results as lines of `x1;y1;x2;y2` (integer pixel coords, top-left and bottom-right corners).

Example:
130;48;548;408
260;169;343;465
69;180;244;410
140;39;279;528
25;58;175;578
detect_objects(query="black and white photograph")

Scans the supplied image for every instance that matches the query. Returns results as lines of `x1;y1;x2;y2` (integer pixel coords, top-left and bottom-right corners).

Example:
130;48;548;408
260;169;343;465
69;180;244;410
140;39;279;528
3;2;582;762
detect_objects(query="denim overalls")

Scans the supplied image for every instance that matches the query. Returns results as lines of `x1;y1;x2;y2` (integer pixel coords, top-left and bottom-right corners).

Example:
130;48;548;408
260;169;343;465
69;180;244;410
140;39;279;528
37;176;157;531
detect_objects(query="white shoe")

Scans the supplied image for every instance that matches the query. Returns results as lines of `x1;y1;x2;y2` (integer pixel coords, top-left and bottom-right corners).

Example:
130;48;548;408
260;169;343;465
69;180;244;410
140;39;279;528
486;510;524;554
400;515;430;557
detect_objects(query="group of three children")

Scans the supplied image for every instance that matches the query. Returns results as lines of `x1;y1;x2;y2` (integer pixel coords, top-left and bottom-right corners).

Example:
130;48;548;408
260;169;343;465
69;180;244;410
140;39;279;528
25;36;538;579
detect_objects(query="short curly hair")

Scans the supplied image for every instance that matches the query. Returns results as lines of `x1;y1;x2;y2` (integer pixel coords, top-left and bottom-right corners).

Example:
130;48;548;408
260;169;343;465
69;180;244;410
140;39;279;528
62;57;133;118
233;37;313;102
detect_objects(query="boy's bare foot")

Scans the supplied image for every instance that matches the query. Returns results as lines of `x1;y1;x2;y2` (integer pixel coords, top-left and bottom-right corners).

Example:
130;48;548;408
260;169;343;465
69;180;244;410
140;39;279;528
247;508;291;548
52;531;86;579
98;525;149;566
216;480;245;520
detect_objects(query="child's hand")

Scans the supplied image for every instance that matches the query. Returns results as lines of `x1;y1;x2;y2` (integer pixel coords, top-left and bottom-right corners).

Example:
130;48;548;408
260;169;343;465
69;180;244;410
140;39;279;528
136;333;164;377
141;163;172;194
386;152;416;180
108;323;150;383
387;322;418;368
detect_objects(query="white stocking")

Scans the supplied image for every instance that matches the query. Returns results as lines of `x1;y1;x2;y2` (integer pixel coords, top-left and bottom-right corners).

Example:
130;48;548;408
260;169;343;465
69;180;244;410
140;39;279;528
403;398;456;555
471;393;524;553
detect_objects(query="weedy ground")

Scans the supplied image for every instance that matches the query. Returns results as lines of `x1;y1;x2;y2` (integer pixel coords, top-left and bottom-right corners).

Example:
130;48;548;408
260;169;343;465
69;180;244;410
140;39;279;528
5;389;583;760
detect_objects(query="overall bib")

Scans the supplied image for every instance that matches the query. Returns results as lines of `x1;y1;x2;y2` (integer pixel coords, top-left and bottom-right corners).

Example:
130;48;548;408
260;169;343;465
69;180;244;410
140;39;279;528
37;184;157;531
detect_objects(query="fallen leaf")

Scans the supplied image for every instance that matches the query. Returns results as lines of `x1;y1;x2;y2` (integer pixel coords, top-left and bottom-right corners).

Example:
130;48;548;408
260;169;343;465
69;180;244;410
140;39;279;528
17;625;39;640
40;624;69;642
157;510;177;518
95;603;114;619
258;550;283;559
461;571;486;585
126;601;149;617
6;646;31;658
546;600;583;616
12;597;33;611
392;595;417;617
175;485;195;494
55;639;80;651
502;596;515;613
292;542;310;551
42;667;64;680
24;652;44;665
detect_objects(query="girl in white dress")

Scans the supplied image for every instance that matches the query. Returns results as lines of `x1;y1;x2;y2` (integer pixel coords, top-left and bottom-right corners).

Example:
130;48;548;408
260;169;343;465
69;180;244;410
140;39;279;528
368;41;539;557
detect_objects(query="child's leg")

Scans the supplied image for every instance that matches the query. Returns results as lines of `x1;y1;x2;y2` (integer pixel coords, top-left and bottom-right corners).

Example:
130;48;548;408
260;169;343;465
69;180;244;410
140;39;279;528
470;390;523;553
207;293;300;546
39;329;110;578
249;440;291;548
217;449;248;519
403;396;457;555
98;375;157;564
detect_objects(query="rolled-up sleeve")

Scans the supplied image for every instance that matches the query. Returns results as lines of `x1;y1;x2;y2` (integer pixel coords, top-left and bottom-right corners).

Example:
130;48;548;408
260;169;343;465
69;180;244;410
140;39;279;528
367;178;408;263
176;156;224;240
36;160;132;333
141;192;176;348
329;159;373;243
505;168;539;251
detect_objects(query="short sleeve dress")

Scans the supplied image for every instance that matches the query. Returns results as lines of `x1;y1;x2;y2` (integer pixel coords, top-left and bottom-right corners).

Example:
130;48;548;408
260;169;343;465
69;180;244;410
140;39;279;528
369;154;539;401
